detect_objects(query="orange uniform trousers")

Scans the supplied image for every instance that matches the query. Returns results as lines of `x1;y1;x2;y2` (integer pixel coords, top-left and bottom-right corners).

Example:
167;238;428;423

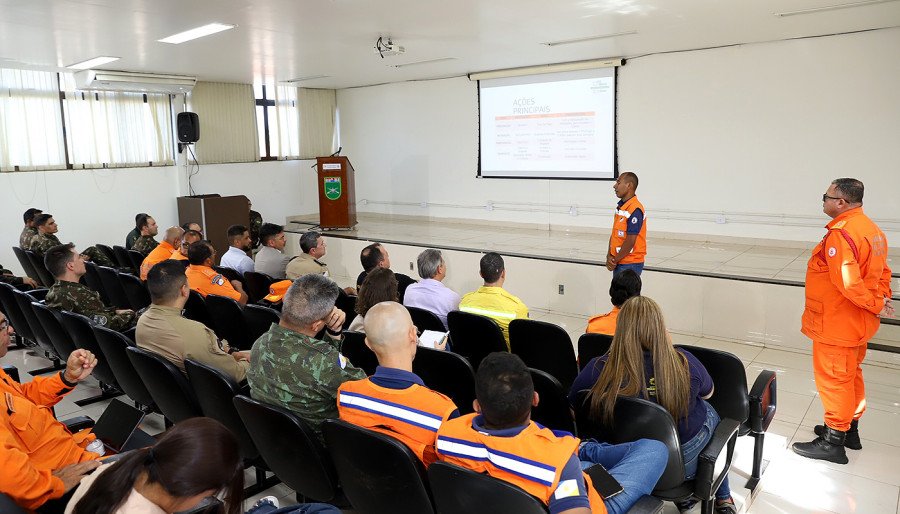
813;340;867;432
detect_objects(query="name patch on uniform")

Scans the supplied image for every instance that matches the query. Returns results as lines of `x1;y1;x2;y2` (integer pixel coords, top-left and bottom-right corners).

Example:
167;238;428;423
554;479;580;499
827;247;836;257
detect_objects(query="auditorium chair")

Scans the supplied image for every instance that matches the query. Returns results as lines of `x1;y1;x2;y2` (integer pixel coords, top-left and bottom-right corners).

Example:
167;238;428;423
242;271;275;304
12;289;66;374
0;282;38;350
24;249;55;287
528;368;576;435
126;346;202;424
119;272;151;310
676;345;777;490
323;419;435;514
446;310;507;370
205;294;252;350
335;290;357;331
96;265;131;309
59;311;125;402
406;306;446;333
94;244;117;266
243;304;281;343
234;395;345;504
126;250;145;275
212;265;242;283
12;246;42;285
112;245;133;270
185;359;279;495
412;346;476;415
574;392;739;513
510;319;578;390
82;261;110;305
183;290;213;329
92;325;159;415
577;333;613;370
340;331;378;376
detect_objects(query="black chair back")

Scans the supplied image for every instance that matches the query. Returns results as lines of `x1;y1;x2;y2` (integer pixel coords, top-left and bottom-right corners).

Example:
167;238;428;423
59;311;119;387
12;246;41;285
126;250;145;275
126;346;202;423
82;261;110;305
185;359;259;461
446;310;507;370
25;250;55;287
335;290;357;331
676;345;749;428
92;325;156;409
0;283;36;345
184;290;213;329
234;395;340;502
112;245;132;269
119;272;151;311
413;346;475;415
243;305;280;344
243;271;274;304
31;302;79;360
323;419;434;514
510;319;577;390
577;333;613;370
95;244;117;266
407;306;446;332
341;331;378;376
428;462;547;514
529;368;576;435
96;266;131;309
205;294;251;350
12;290;59;360
573;391;685;491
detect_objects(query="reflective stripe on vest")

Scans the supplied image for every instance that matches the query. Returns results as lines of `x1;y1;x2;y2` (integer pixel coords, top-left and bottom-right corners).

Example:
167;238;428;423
338;391;444;432
436;435;558;486
459;305;517;319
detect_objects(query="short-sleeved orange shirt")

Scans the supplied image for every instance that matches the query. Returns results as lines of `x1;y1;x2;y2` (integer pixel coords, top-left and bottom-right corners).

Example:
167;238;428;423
586;306;619;335
186;264;241;301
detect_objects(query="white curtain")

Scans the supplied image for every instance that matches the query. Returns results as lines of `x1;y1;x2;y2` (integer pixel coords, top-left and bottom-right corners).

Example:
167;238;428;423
61;74;174;168
298;88;336;159
0;68;66;171
188;81;259;164
271;85;300;159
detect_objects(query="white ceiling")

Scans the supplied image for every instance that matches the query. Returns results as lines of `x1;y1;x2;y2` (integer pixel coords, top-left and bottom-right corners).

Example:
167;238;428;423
1;0;899;89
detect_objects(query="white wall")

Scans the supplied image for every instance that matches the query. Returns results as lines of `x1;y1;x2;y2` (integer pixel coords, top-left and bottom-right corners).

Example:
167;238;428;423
337;28;900;244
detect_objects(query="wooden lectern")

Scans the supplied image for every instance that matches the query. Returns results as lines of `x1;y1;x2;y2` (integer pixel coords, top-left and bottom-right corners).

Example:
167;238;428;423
176;195;250;264
316;156;357;229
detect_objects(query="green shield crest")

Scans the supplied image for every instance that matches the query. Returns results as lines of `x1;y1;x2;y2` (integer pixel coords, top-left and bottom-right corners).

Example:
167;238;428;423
324;177;342;201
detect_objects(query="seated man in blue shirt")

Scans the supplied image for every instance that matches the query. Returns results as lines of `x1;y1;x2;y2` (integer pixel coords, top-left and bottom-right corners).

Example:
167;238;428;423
436;353;667;514
219;224;254;276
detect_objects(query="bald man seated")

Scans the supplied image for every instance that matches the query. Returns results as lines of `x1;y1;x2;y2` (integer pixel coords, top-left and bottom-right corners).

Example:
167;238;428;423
336;301;457;465
140;226;184;280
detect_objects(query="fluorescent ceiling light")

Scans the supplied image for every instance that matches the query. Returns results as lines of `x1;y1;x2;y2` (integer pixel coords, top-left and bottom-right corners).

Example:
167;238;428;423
775;0;899;16
282;75;330;83
67;56;120;70
158;23;236;44
388;57;457;68
544;30;637;47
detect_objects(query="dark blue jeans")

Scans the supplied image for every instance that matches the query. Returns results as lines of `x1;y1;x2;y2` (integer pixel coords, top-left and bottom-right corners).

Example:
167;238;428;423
245;502;342;514
578;438;668;514
613;262;644;276
681;401;731;500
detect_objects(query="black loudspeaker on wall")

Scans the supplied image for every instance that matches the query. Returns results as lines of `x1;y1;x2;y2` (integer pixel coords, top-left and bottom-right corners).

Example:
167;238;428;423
177;112;200;143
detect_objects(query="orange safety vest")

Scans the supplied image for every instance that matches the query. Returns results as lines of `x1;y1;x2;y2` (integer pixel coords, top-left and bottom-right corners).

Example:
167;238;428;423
586;306;619;336
0;370;98;510
609;196;647;265
801;207;892;347
169;250;188;261
436;414;607;514
186;264;242;301
337;378;457;465
140;240;176;280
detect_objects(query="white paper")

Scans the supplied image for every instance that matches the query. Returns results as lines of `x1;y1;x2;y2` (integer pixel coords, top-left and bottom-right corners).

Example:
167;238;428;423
418;330;448;349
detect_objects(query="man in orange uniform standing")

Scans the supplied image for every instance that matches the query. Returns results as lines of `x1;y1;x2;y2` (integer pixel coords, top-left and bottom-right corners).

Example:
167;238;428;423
0;311;102;510
792;178;893;464
606;172;647;276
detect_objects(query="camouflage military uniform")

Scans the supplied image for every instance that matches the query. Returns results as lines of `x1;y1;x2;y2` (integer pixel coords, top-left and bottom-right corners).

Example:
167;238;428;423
247;324;365;442
132;235;159;255
19;226;38;249
28;232;115;267
249;209;263;250
0;264;26;286
45;280;135;331
125;227;140;250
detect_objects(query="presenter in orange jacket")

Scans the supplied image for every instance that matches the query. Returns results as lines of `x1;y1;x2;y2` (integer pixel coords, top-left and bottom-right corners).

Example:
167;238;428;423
606;172;647;276
792;178;893;464
0;311;102;511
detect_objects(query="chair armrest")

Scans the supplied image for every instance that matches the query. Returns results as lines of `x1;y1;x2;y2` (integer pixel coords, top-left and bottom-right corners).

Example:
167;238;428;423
626;495;665;514
63;415;95;432
748;370;777;434
694;418;740;500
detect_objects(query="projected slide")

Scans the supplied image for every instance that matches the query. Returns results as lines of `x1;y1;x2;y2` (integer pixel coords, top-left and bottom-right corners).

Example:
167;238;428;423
478;68;616;179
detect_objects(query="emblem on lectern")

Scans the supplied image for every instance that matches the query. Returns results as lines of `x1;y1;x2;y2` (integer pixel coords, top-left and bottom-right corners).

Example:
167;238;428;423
324;177;342;200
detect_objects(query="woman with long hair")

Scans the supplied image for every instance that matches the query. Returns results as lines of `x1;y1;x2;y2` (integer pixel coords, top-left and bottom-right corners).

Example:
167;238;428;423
348;268;398;333
568;296;737;514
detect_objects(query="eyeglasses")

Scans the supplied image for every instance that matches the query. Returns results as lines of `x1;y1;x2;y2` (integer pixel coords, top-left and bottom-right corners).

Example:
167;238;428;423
822;194;845;202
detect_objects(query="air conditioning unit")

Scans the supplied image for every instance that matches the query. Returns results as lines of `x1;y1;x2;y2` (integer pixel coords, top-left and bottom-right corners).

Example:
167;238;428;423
73;70;196;94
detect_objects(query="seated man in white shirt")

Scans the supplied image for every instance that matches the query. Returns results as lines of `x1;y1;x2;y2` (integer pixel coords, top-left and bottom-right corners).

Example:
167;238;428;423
402;249;460;329
218;224;254;276
254;223;292;279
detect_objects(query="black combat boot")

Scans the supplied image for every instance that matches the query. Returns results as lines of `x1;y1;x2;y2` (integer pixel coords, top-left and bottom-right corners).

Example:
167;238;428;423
814;419;861;450
792;426;849;464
